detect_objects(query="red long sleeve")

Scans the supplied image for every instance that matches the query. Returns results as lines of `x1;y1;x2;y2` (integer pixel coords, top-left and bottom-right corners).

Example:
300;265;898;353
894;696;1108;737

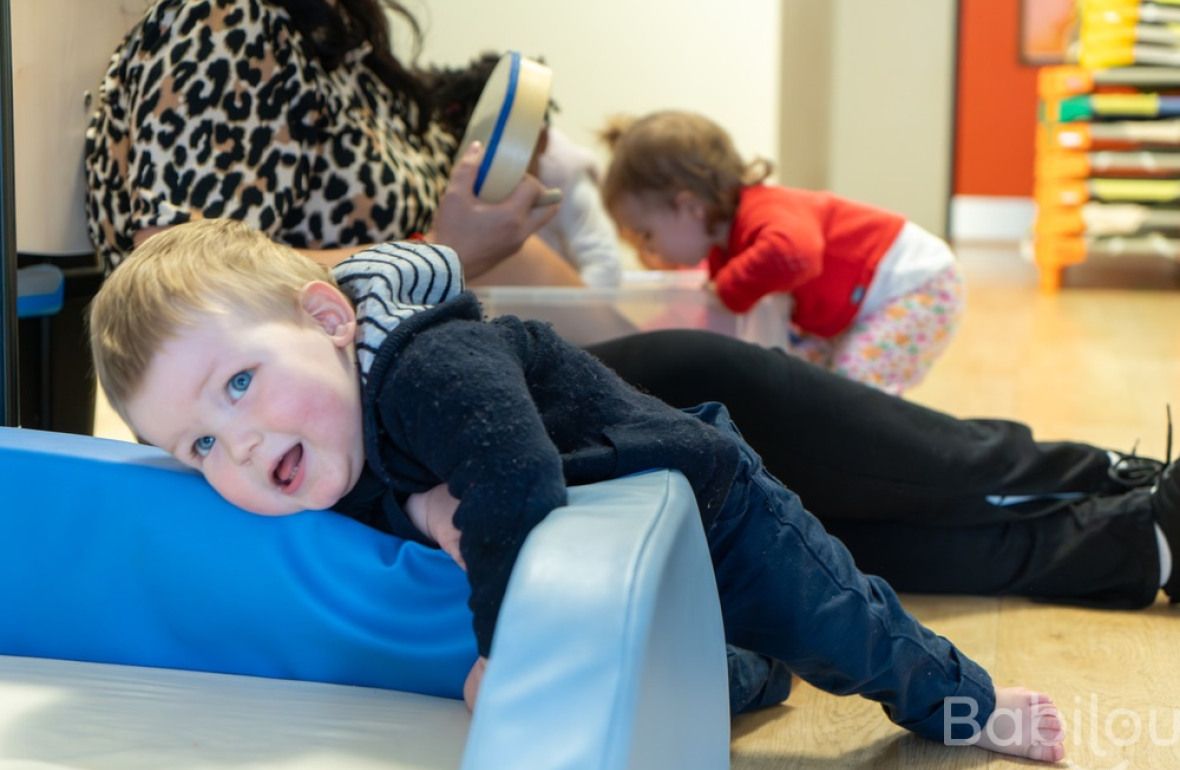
708;186;905;337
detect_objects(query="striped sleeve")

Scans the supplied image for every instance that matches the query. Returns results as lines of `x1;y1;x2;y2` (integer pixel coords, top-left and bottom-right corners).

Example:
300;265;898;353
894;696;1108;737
333;241;464;306
332;241;466;381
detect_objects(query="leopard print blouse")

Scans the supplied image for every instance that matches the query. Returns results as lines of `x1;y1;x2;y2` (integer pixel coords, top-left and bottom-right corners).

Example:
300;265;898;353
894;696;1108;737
85;0;458;269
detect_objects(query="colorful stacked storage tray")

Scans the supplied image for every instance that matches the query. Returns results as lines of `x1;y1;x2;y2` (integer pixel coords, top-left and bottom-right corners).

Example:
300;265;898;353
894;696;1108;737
1034;0;1180;290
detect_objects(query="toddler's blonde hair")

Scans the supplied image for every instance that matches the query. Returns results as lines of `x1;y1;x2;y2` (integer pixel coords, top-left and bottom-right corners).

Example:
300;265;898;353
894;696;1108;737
89;218;334;425
600;110;773;227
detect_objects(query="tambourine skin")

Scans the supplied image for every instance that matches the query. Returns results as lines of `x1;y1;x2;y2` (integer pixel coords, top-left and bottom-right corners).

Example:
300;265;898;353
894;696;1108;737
459;51;553;203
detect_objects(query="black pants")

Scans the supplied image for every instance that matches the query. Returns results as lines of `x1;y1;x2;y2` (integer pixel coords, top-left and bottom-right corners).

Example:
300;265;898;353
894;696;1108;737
586;329;1160;610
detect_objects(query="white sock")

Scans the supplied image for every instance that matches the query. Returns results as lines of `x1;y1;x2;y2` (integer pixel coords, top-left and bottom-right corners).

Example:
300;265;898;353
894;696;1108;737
1156;524;1173;588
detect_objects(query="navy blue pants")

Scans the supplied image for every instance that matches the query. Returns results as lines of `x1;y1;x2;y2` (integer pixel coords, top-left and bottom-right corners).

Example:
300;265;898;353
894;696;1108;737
694;403;995;742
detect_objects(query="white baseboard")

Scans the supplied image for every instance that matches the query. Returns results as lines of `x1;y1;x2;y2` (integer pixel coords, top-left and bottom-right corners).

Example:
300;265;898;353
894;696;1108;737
950;196;1035;242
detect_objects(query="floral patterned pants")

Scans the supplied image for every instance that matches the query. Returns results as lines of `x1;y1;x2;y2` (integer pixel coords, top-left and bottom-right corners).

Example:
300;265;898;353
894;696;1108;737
789;263;965;395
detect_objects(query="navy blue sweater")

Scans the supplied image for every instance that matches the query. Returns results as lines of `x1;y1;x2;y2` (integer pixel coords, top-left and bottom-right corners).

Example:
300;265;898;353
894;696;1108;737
335;292;740;656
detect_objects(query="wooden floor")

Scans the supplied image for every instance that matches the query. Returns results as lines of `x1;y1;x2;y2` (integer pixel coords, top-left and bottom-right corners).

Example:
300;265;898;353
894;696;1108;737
731;247;1180;769
93;245;1180;767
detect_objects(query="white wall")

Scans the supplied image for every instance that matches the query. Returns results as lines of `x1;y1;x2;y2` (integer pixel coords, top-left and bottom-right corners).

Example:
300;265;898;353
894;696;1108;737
400;0;782;175
777;0;956;237
407;1;955;237
12;0;152;254
825;0;956;237
777;0;832;191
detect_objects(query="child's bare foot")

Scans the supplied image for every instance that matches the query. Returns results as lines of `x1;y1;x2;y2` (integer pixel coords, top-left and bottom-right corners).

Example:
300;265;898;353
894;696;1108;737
972;687;1065;763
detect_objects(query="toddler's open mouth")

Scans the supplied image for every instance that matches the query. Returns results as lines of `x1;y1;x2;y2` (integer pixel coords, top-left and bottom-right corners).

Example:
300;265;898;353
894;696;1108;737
273;443;304;493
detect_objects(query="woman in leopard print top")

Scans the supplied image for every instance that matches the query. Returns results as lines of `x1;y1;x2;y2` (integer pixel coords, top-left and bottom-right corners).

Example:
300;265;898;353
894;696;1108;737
84;0;567;279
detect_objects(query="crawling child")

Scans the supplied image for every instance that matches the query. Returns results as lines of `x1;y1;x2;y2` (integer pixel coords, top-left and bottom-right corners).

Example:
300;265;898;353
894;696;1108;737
602;110;964;395
89;219;1065;762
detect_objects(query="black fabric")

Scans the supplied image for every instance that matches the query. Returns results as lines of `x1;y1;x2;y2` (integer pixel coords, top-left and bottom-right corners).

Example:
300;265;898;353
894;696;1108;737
825;491;1159;609
337;295;740;656
18;292;97;435
586;329;1161;607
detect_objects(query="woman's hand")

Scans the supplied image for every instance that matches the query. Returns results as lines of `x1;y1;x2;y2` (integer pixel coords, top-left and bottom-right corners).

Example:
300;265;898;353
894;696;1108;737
404;483;464;569
426;141;560;279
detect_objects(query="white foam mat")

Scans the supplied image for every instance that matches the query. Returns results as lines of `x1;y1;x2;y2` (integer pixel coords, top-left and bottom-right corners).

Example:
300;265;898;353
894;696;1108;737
0;655;469;769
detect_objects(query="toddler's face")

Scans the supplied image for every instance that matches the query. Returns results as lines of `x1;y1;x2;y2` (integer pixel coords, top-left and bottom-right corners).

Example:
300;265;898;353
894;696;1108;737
612;192;716;269
124;286;366;516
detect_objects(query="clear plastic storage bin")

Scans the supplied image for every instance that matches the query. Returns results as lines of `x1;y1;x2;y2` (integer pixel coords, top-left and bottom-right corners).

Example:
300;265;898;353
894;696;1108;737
475;270;791;349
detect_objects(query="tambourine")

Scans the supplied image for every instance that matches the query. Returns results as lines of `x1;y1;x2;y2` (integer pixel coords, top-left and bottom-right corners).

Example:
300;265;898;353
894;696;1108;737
458;51;561;206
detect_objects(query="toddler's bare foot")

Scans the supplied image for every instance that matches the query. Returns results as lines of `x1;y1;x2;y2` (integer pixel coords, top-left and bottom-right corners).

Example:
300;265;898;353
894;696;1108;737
972;686;1065;763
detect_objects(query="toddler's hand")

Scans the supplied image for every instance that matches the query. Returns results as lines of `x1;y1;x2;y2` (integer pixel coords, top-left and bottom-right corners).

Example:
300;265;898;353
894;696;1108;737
405;483;464;569
464;656;488;712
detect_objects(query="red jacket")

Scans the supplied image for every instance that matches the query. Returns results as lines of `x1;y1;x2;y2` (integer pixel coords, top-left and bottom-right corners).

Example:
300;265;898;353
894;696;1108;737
708;185;905;338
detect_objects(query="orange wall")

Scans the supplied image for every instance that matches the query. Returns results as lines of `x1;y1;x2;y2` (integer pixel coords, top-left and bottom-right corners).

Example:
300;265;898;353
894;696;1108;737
954;0;1040;197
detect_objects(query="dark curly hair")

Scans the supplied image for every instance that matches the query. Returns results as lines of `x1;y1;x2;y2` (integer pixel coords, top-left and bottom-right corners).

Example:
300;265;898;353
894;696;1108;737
424;51;558;147
275;4;552;141
425;51;502;139
274;0;431;131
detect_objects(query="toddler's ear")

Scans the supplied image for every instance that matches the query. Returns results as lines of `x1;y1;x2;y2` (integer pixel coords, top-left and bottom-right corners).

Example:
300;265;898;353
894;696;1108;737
674;190;709;221
299;281;356;345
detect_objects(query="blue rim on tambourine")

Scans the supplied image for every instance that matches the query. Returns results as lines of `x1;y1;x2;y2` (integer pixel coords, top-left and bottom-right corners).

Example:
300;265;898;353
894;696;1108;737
459;51;553;203
474;53;521;197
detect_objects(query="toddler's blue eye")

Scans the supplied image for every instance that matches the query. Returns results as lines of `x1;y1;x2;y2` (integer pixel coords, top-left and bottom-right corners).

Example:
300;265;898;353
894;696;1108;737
228;370;253;399
193;435;215;457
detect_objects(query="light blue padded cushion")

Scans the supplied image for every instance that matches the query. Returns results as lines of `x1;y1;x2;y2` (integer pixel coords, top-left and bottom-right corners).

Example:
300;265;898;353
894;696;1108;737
464;468;729;770
0;428;476;698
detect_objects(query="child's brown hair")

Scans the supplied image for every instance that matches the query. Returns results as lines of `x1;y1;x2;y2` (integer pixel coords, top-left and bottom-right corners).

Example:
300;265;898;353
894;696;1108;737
600;110;773;228
89;218;334;426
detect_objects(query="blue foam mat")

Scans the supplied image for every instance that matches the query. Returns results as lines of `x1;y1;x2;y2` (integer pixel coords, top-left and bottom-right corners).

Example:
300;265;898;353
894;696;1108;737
0;427;475;698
